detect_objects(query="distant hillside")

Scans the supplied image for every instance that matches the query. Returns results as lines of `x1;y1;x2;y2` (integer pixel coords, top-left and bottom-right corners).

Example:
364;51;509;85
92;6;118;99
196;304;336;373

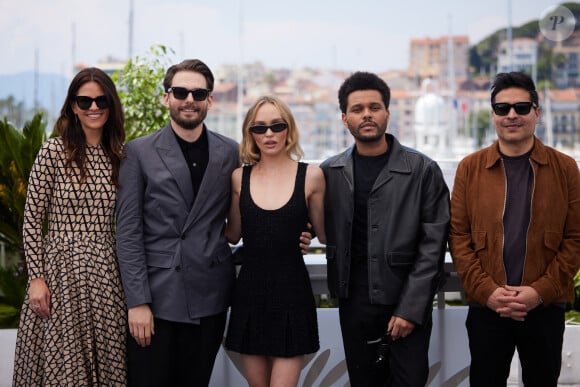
469;2;580;79
0;71;69;117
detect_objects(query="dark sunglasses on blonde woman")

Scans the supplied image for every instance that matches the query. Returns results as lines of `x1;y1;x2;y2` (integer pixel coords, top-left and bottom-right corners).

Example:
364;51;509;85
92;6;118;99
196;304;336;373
249;122;288;134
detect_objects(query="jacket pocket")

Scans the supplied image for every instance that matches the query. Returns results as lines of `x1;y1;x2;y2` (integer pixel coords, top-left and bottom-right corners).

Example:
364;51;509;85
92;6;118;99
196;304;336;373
387;252;415;266
211;244;234;266
326;246;336;261
471;231;486;252
543;231;562;253
146;251;175;268
325;246;338;297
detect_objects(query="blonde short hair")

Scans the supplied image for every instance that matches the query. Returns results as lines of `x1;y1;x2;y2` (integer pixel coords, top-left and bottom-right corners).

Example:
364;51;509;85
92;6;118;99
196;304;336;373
239;95;304;165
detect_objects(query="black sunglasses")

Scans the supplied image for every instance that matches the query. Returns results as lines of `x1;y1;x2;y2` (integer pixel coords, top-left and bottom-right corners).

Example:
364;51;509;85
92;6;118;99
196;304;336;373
492;102;535;116
167;87;211;101
249;122;288;134
75;95;108;110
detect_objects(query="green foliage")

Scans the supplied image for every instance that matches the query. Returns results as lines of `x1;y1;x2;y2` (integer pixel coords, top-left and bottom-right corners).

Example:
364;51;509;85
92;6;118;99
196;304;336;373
468;3;580;81
0;303;20;328
566;310;580;325
0;113;46;328
512;20;539;40
0;96;42;129
0;113;47;253
112;44;175;140
468;110;491;147
0;96;25;128
574;269;580;311
563;2;580;16
0;258;28;329
315;294;338;308
472;32;502;75
0;264;27;308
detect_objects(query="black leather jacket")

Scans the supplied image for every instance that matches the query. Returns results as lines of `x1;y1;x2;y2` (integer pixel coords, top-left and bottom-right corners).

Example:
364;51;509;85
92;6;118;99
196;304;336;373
320;134;450;325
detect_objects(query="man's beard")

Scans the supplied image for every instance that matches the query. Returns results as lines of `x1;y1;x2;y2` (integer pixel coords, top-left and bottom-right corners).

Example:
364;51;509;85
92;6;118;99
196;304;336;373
349;122;386;143
170;104;208;130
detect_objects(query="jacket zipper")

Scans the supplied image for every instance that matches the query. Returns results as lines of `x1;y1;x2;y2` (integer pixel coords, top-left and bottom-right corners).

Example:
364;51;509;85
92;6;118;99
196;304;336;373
520;159;535;285
501;159;508;283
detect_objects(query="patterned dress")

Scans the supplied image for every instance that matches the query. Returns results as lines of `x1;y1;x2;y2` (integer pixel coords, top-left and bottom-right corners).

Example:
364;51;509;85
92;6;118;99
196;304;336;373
225;162;319;357
12;137;127;386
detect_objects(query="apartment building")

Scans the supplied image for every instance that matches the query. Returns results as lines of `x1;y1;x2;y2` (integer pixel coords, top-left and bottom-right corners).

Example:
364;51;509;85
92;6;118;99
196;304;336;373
408;35;470;89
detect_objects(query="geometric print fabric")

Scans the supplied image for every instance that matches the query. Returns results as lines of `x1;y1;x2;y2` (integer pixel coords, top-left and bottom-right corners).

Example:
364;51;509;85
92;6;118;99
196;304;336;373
13;137;127;386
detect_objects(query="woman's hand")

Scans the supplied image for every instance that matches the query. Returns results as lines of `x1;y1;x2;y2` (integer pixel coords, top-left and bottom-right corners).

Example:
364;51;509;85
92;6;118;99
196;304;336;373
28;278;51;319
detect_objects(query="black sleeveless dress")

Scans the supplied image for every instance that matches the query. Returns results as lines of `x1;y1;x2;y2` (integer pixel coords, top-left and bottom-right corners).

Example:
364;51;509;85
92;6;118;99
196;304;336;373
225;162;319;357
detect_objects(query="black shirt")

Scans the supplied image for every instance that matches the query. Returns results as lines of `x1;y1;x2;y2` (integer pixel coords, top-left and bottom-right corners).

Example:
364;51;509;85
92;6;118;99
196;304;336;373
174;126;209;200
351;137;392;260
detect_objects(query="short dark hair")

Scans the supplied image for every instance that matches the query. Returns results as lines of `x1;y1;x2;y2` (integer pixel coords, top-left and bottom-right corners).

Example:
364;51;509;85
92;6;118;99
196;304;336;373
163;59;214;92
338;71;391;113
490;72;538;106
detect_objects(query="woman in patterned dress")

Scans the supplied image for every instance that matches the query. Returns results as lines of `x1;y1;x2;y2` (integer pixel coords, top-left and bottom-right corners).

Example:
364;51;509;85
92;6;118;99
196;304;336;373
224;96;326;387
12;67;127;386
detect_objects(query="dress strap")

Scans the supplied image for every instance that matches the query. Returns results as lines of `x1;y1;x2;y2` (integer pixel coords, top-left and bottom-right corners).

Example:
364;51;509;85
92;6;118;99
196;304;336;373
240;165;253;200
294;162;307;203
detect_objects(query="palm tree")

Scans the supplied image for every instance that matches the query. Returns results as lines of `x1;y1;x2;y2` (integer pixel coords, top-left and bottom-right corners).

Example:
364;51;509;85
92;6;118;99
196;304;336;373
0;113;46;326
0;113;46;254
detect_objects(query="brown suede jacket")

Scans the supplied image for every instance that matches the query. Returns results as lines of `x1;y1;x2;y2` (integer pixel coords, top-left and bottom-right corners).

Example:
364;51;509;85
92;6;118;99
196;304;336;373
449;137;580;306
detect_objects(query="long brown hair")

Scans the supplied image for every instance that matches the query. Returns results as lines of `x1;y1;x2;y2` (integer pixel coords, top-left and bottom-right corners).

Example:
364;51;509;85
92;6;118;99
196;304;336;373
54;67;125;186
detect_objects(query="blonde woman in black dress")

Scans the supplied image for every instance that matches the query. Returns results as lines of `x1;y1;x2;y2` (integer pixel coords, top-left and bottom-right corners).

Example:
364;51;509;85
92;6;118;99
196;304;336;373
225;96;326;387
12;67;127;386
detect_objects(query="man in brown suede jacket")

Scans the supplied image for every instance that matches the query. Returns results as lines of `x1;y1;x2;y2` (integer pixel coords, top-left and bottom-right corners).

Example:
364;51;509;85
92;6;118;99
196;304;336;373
449;71;580;387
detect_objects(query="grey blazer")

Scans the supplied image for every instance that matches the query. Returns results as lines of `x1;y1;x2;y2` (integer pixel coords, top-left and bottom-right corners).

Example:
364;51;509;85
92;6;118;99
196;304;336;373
116;124;239;323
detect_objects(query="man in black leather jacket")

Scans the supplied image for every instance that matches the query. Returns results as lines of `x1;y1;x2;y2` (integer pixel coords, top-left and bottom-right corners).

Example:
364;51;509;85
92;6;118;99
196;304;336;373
320;72;450;387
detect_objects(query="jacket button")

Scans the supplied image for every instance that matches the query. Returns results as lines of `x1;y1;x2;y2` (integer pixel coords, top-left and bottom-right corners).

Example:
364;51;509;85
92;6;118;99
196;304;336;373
181;234;186;240
175;266;181;272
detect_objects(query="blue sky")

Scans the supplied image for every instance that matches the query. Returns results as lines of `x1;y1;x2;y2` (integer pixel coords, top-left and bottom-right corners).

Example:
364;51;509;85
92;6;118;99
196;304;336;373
0;0;568;77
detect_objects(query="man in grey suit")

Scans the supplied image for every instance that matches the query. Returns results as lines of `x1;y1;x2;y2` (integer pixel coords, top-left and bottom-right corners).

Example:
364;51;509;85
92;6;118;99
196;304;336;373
116;59;239;386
